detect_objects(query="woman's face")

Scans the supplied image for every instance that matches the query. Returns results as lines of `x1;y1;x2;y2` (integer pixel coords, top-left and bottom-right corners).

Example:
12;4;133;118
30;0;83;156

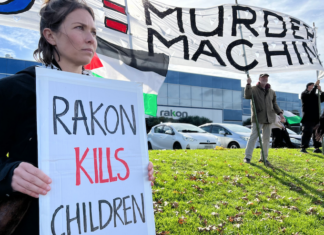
51;8;97;66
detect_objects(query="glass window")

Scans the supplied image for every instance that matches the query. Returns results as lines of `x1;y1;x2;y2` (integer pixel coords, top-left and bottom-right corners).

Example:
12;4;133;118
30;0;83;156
200;125;211;132
203;101;213;108
163;126;173;134
190;74;201;86
154;126;164;133
211;125;224;134
159;83;168;98
223;90;233;109
202;88;212;101
192;100;202;107
242;99;250;109
180;85;191;99
180;99;191;106
168;98;179;106
166;71;179;84
157;97;167;105
213;89;223;109
168;84;179;98
0;58;8;73
192;86;202;100
7;60;25;74
201;76;213;88
233;91;242;110
286;102;293;111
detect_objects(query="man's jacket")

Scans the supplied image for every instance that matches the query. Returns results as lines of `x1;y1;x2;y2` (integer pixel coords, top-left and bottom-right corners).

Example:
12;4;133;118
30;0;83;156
301;85;324;124
244;83;282;124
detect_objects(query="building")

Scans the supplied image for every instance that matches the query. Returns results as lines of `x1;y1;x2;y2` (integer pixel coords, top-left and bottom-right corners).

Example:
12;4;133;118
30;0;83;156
0;57;303;124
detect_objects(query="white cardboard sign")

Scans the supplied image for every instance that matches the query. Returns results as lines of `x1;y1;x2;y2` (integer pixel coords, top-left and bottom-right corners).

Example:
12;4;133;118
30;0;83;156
36;67;155;235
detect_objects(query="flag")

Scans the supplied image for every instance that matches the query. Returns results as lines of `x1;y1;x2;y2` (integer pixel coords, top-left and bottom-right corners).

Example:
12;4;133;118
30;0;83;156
283;110;302;125
84;36;169;116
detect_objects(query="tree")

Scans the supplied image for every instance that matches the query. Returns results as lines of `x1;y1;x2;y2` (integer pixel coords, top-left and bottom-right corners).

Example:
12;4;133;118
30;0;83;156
243;118;251;126
178;116;212;126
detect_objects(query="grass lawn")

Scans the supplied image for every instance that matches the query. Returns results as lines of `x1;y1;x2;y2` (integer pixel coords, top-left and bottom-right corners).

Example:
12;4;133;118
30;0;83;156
150;148;324;235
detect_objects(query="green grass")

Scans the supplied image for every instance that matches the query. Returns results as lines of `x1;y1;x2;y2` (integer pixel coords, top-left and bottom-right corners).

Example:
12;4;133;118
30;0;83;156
150;148;324;235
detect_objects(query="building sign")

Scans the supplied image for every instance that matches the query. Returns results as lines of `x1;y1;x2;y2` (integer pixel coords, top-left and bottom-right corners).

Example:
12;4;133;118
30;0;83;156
156;106;222;123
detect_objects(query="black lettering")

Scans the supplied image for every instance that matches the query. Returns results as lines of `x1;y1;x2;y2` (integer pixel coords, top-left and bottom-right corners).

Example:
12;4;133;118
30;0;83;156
89;202;99;232
72;100;90;135
123;196;132;225
51;205;64;235
142;0;184;33
302;42;317;65
292;42;303;65
132;194;145;224
290;18;304;39
183;112;188;118
90;102;107;135
263;41;292;67
226;39;258;71
190;7;223;37
232;6;259;37
264;11;287;38
148;28;189;60
82;203;87;233
66;204;81;235
99;200;113;230
53;96;72;135
104;105;119;134
176;111;181;117
191;40;226;66
113;197;124;227
120;105;136;135
304;24;314;41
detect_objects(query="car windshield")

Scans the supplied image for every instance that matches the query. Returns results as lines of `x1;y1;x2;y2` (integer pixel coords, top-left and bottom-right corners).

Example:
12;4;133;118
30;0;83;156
221;124;251;133
286;128;297;135
171;124;206;133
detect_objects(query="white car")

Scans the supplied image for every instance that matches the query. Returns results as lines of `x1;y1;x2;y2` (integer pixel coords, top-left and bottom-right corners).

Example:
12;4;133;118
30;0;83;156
147;123;220;150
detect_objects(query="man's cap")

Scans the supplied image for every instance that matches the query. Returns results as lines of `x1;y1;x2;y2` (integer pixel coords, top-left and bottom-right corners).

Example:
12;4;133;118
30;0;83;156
259;73;270;77
306;82;314;88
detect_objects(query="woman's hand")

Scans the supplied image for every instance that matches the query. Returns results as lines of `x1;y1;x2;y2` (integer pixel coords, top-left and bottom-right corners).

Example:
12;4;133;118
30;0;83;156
11;162;52;198
148;161;154;186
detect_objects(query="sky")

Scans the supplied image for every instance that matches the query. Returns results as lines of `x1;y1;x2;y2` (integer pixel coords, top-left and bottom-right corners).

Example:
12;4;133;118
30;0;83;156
0;0;323;96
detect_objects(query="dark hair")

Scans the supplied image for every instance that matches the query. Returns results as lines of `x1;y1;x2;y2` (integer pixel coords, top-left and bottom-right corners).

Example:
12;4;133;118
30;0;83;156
33;0;95;66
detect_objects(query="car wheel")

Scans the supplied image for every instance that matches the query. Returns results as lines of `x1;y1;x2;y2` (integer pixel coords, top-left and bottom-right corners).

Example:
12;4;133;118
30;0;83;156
148;142;153;150
173;142;182;150
228;142;240;149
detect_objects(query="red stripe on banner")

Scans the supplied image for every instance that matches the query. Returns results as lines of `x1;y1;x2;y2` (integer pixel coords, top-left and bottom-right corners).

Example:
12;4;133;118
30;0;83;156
84;52;103;70
103;0;126;15
105;17;128;34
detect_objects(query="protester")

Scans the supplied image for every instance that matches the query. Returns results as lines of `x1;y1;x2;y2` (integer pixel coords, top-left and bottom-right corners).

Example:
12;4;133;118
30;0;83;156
300;80;324;153
243;74;284;165
0;1;154;234
271;115;294;148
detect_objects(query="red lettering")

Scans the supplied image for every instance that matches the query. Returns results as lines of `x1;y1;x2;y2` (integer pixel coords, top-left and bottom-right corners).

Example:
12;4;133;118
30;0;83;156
93;148;99;183
99;148;109;183
75;147;94;186
106;148;117;182
115;148;130;181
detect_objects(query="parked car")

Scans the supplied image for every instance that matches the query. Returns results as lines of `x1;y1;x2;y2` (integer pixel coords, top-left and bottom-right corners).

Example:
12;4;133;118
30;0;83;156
199;123;264;149
285;128;313;148
147;123;220;150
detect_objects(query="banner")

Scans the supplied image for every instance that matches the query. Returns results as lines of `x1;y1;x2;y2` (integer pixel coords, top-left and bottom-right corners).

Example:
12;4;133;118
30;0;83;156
36;68;154;234
0;0;323;75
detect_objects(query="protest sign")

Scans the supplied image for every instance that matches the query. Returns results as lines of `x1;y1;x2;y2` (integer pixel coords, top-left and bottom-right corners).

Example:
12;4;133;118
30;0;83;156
36;68;155;235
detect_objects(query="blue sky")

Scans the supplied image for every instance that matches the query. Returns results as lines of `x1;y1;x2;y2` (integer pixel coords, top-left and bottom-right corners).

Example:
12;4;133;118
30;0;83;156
0;0;323;95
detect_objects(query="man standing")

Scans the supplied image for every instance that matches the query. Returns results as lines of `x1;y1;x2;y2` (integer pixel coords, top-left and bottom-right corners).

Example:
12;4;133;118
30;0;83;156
300;80;324;153
244;74;284;165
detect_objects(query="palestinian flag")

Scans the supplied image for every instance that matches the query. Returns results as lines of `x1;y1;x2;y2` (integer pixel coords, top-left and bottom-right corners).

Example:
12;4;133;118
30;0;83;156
283;110;302;125
85;36;169;116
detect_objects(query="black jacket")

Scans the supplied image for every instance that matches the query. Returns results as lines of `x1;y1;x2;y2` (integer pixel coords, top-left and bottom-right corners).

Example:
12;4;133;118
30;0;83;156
0;66;39;234
301;85;324;124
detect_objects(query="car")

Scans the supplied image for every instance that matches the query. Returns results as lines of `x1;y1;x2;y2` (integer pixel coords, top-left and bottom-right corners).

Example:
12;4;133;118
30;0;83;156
147;123;220;150
199;123;263;149
286;128;313;148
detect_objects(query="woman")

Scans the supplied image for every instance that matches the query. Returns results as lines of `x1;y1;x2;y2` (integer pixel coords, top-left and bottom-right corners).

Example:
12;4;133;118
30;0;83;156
0;0;154;234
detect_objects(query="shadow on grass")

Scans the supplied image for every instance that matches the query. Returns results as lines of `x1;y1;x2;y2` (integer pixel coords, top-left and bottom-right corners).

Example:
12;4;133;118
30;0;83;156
304;152;324;159
252;163;324;208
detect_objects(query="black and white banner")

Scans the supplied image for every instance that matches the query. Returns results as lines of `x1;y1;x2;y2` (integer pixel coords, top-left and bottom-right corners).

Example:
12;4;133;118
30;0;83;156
0;0;323;74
